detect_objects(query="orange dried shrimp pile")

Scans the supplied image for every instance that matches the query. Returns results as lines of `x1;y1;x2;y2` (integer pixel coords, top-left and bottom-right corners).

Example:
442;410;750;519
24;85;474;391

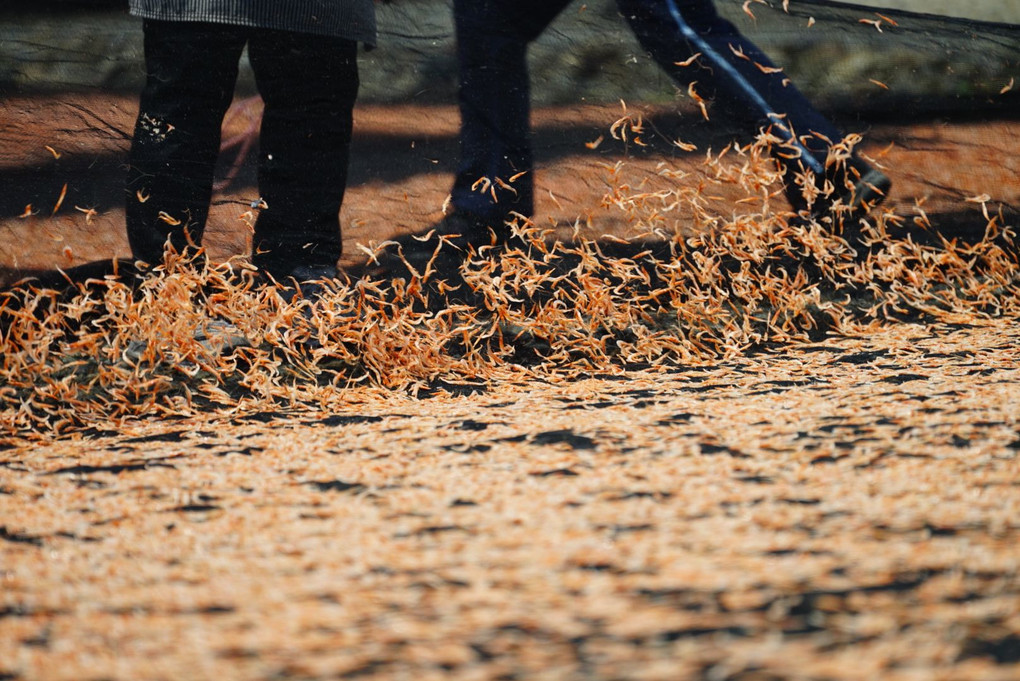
1;136;1017;437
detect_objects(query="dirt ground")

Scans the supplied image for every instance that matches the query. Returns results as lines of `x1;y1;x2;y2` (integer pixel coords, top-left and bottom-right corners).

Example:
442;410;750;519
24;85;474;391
2;319;1019;680
2;96;1018;280
1;98;1019;680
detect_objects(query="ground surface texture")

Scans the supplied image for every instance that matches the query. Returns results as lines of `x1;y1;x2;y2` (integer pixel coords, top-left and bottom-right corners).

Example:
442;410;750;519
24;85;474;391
2;319;1020;681
2;101;1019;680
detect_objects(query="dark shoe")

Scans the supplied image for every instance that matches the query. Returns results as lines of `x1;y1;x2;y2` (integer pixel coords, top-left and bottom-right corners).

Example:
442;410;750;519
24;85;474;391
272;264;340;304
370;211;509;281
259;264;343;353
829;157;891;217
430;211;507;249
788;156;891;221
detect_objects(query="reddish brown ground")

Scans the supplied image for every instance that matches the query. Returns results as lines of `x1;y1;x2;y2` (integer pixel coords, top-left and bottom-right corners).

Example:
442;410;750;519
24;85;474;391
2;96;1017;283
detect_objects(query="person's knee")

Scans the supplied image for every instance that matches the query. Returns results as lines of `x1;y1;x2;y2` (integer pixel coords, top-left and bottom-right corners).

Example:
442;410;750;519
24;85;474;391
251;34;359;110
140;20;242;111
455;0;563;43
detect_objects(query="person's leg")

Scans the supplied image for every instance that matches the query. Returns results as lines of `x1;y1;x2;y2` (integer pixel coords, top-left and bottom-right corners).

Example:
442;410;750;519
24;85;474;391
247;30;359;280
617;0;839;173
617;0;889;215
450;0;570;227
125;20;246;266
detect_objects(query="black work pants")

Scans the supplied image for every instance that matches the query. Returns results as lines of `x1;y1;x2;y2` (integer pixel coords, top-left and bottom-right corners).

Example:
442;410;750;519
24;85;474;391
451;0;843;222
125;20;359;277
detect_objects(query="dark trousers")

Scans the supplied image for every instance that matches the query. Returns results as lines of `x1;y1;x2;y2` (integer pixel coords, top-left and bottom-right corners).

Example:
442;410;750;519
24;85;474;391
126;20;359;277
451;0;843;222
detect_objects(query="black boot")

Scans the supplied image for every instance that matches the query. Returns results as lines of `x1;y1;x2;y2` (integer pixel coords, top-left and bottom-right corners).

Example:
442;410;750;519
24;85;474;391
787;155;891;221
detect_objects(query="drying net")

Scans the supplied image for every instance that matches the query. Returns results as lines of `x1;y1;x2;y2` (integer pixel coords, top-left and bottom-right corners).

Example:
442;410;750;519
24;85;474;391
1;0;1018;432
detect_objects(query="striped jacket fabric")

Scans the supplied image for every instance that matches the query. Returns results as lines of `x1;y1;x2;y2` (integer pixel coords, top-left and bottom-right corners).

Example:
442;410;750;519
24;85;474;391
128;0;376;43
